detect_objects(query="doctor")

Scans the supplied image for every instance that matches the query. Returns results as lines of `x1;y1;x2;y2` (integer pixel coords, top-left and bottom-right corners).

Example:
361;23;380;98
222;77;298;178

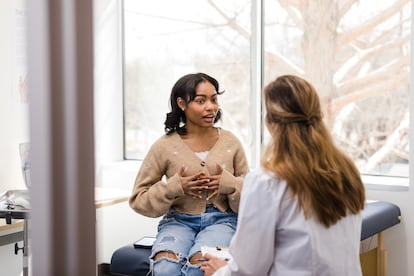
201;75;366;276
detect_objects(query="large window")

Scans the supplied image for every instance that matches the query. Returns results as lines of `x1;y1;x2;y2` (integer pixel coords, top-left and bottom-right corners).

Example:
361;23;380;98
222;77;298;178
124;0;411;181
123;0;253;160
263;0;411;179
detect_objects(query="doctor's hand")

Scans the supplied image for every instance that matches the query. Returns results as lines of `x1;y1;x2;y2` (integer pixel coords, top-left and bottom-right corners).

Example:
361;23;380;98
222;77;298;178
178;165;209;199
200;253;227;276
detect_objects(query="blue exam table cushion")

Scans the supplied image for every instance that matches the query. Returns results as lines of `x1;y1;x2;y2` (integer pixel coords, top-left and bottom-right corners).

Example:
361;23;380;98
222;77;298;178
110;244;151;276
361;200;401;241
111;200;401;275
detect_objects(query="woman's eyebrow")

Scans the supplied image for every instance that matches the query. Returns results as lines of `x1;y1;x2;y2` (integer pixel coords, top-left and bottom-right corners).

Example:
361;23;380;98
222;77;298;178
194;92;218;97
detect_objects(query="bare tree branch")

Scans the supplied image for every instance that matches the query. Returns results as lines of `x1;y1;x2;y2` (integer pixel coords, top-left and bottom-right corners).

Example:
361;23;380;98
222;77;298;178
208;0;303;75
337;0;359;19
335;34;410;82
280;0;301;7
336;0;410;46
365;112;408;171
371;17;411;45
330;72;409;112
207;0;250;39
265;51;304;76
337;56;410;94
279;0;303;29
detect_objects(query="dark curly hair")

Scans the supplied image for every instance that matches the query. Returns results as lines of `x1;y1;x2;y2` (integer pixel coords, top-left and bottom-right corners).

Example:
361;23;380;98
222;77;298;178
164;73;224;135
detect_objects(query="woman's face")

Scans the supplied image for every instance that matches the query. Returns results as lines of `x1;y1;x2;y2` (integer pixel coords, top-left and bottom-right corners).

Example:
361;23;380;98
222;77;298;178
180;81;219;129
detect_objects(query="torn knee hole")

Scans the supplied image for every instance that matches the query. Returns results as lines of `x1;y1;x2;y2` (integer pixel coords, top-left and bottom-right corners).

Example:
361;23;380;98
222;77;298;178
153;251;179;261
189;252;204;265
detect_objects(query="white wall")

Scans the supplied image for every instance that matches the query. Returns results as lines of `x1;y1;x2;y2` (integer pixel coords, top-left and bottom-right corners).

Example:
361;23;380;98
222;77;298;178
0;1;29;274
0;243;25;276
95;160;159;264
0;0;29;192
93;0;159;264
93;0;124;182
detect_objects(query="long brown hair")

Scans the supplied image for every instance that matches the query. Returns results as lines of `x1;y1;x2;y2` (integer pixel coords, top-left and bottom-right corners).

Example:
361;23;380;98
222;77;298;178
262;75;365;227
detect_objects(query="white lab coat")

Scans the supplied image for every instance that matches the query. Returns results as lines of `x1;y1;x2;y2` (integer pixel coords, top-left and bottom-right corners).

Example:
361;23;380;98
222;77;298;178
214;168;362;276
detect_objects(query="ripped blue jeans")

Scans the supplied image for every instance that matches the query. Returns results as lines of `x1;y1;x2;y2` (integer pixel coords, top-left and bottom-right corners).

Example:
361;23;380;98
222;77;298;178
149;206;237;276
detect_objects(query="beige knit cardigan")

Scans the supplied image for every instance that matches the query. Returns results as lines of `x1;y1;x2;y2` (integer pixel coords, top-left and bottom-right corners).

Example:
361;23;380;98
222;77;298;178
129;129;249;218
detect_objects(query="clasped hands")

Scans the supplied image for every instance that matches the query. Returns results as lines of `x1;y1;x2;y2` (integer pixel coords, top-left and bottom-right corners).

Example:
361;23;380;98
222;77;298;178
179;164;223;199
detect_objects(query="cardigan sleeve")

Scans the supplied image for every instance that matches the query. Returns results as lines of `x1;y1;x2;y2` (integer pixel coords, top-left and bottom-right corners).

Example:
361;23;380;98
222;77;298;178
129;140;185;218
217;133;249;213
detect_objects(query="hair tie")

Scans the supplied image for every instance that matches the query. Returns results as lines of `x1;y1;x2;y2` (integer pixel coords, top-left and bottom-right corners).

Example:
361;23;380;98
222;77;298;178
304;116;319;126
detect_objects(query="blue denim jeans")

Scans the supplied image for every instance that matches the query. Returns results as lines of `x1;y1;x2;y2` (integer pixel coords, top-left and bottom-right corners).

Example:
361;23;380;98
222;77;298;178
149;207;237;276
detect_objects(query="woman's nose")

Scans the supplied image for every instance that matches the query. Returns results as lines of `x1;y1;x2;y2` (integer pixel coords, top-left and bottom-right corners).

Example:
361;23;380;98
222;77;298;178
205;101;213;110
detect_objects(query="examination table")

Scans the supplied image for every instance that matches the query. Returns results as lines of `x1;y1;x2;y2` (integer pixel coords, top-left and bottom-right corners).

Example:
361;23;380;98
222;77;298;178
110;200;401;276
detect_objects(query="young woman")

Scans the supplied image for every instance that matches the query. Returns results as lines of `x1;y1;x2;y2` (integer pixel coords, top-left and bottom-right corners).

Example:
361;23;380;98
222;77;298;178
201;75;366;276
129;73;249;276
